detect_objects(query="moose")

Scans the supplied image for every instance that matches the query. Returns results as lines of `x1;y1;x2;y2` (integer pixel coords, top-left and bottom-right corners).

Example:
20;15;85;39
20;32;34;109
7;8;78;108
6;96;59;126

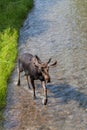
17;53;57;105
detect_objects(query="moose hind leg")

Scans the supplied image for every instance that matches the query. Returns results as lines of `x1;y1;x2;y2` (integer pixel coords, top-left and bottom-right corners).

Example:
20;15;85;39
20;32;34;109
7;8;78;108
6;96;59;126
17;61;23;86
17;68;21;86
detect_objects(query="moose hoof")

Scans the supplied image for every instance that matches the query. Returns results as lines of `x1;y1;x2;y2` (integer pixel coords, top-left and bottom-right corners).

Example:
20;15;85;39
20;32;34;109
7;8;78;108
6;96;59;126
17;80;20;86
42;98;48;105
28;87;31;89
17;82;20;86
33;95;36;100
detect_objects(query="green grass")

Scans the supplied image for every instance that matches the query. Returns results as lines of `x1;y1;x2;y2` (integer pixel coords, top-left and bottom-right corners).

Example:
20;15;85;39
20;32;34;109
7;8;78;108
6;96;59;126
0;28;18;108
0;0;33;31
0;0;33;109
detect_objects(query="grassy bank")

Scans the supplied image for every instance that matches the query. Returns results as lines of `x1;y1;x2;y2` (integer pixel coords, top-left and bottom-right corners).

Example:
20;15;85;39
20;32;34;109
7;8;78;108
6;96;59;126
0;0;33;109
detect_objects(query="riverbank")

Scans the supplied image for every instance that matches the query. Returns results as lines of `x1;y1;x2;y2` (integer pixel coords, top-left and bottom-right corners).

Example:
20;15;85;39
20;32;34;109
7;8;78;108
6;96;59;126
0;0;33;127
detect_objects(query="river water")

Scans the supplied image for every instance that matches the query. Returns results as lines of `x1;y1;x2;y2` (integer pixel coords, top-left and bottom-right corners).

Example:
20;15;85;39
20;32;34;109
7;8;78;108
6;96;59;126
3;0;87;130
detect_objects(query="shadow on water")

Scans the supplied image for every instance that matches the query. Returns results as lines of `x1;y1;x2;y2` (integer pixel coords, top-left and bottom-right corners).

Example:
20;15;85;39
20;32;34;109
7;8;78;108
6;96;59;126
47;83;87;109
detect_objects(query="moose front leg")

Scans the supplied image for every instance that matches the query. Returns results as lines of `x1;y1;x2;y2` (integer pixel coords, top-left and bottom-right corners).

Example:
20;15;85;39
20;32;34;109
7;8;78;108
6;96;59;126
25;75;31;89
41;81;48;105
30;78;36;99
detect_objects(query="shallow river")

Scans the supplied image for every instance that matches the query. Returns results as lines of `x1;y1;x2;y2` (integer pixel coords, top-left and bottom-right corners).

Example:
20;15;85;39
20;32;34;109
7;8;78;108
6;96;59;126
3;0;87;130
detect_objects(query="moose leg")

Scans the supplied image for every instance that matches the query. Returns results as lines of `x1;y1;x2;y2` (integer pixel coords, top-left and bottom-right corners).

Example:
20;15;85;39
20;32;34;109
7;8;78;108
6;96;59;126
41;81;48;105
17;60;23;86
30;78;36;99
25;75;31;89
17;67;20;86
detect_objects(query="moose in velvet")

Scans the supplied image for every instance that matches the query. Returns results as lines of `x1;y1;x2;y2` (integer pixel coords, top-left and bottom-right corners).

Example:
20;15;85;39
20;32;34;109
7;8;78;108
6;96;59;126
17;53;57;105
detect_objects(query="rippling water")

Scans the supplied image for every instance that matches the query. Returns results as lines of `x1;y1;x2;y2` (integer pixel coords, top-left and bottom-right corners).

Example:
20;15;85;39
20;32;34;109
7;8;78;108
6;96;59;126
19;0;87;87
4;0;87;130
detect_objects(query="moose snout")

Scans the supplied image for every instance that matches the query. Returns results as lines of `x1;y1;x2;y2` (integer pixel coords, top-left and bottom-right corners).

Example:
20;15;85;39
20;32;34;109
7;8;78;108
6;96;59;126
45;76;51;83
47;78;51;83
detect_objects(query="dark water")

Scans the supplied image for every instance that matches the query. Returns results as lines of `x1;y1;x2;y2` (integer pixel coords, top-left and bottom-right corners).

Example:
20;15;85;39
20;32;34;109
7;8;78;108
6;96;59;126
3;0;87;130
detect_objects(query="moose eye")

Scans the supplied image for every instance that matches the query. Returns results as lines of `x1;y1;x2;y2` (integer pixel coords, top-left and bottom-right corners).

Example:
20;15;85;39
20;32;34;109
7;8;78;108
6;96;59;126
41;67;44;71
47;68;49;72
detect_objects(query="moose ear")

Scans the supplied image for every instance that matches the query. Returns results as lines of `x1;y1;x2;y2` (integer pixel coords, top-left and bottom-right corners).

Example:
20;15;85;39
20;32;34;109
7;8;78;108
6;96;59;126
49;61;57;67
47;58;52;64
32;56;42;69
34;55;42;64
32;57;38;66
